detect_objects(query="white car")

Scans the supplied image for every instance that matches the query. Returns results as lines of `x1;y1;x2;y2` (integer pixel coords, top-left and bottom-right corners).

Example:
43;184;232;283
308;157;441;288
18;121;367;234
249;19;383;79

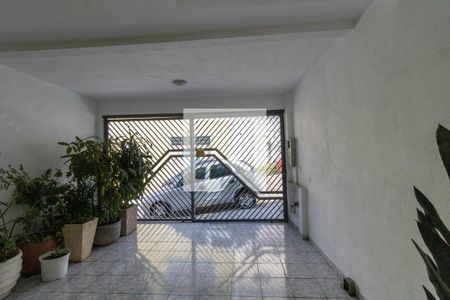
140;157;258;218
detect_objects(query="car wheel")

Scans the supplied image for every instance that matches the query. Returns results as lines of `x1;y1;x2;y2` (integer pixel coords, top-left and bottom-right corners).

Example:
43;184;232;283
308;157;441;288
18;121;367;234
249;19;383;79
150;202;171;218
236;189;256;209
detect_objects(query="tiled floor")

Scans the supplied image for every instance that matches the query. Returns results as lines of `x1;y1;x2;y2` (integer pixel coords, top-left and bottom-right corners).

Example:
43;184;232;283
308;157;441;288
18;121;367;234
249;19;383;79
9;222;352;299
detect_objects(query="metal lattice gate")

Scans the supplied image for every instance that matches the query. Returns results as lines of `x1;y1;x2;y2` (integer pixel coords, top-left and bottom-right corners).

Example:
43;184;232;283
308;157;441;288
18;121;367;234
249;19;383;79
105;111;287;222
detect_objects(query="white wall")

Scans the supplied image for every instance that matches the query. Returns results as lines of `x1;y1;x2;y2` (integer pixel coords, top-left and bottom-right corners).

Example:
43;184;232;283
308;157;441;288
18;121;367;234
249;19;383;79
96;94;286;136
0;64;96;220
290;0;450;299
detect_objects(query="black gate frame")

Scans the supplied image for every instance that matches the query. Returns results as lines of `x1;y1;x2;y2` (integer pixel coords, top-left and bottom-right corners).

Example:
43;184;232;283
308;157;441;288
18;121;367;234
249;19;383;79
103;110;288;223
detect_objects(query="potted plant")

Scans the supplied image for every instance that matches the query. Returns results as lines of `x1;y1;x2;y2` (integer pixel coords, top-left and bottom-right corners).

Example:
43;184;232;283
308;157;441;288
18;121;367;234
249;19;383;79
39;248;71;282
0;200;22;300
60;137;121;247
113;134;153;236
0;166;65;275
60;181;97;262
95;140;122;245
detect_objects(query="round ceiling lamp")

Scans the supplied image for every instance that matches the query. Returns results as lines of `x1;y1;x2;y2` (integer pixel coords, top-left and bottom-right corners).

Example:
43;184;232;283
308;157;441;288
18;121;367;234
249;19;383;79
172;79;187;86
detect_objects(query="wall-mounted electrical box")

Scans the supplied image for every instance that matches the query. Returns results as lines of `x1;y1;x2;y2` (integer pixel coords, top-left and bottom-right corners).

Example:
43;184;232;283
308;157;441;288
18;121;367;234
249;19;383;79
287;182;308;239
287;138;297;167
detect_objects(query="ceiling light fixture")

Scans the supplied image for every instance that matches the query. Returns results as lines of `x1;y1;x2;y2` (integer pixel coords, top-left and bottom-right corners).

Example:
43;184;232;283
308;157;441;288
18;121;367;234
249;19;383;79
172;79;187;86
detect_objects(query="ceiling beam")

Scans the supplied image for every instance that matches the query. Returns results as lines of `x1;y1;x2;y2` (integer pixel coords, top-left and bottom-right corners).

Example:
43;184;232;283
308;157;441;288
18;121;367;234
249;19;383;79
0;20;355;57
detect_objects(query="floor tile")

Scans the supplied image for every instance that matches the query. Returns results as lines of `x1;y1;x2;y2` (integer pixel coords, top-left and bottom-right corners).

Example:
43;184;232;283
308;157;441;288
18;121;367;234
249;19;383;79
199;296;230;300
258;263;286;278
194;277;231;296
283;263;338;279
234;251;257;264
12;275;40;292
167;295;197;300
234;263;259;278
260;278;293;298
287;279;325;298
209;251;235;263
231;277;262;297
279;252;325;264
33;275;76;292
256;252;281;264
60;274;100;293
317;279;352;299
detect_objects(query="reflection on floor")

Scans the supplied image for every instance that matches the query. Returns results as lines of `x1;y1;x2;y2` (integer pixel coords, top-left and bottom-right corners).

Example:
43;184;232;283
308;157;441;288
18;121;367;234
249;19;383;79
9;222;353;299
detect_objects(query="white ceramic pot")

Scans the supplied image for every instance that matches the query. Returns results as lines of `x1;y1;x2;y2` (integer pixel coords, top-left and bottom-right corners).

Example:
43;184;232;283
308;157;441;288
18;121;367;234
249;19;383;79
38;250;70;282
0;250;22;300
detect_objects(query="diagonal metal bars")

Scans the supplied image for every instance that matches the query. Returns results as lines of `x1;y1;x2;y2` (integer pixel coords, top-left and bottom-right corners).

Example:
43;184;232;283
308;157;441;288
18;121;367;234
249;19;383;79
106;112;286;222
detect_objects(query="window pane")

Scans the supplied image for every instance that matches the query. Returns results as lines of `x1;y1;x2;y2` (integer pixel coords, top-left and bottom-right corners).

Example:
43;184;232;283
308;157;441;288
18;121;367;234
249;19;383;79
210;164;231;179
196;167;206;179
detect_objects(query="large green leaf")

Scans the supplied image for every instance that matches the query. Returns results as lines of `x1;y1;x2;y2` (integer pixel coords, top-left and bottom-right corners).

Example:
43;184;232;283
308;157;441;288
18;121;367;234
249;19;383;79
417;209;441;239
437;124;450;180
417;219;450;287
424;286;437;300
414;187;450;244
413;240;450;299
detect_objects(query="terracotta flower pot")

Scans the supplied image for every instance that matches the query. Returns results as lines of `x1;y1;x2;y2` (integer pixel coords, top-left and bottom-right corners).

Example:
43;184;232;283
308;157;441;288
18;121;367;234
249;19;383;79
62;218;98;262
94;220;121;246
119;204;138;236
0;250;22;300
18;236;56;275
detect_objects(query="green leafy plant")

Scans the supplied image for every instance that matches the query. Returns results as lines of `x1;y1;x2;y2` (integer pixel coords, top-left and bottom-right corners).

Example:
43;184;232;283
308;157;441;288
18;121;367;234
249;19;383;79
112;133;153;209
62;180;95;224
412;124;450;300
42;248;70;260
59;136;121;225
0;166;67;244
0;200;19;262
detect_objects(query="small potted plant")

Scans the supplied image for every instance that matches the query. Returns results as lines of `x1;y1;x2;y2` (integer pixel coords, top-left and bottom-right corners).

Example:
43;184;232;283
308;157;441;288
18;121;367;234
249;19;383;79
0;200;22;300
60;137;121;247
0;166;65;275
39;247;71;282
113;134;153;236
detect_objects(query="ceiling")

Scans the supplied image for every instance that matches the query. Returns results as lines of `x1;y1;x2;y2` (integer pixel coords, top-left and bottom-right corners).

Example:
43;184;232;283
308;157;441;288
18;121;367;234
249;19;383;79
0;0;372;99
0;34;344;99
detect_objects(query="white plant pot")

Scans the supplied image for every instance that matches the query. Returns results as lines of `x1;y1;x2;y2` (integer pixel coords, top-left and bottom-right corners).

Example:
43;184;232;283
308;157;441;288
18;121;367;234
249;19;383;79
0;250;22;300
38;250;70;282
